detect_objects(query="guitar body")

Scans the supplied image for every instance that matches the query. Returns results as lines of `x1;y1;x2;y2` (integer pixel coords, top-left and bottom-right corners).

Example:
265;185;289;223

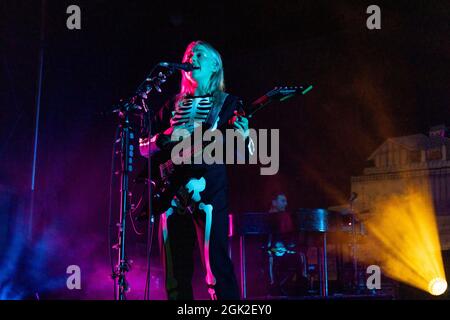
149;148;208;215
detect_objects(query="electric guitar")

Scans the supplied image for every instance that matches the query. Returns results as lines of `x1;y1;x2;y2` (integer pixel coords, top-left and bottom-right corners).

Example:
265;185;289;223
139;85;313;215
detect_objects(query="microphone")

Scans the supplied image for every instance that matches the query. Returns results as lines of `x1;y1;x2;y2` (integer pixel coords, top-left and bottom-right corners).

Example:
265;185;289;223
158;62;197;72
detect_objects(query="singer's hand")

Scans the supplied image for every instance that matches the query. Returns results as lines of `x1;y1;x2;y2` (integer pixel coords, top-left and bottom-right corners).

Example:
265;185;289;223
231;111;249;138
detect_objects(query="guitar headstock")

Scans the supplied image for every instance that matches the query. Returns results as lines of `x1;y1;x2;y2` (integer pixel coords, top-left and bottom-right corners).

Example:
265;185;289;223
248;84;313;118
267;85;313;99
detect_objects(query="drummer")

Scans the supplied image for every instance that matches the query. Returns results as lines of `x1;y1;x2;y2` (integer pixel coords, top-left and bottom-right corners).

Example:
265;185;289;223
266;193;308;296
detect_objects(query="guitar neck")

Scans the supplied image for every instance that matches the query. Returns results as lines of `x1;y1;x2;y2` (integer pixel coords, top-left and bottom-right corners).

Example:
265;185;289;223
246;84;313;118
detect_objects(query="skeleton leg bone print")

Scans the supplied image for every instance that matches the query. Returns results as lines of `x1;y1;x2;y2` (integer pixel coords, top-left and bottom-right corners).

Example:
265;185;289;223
160;176;217;300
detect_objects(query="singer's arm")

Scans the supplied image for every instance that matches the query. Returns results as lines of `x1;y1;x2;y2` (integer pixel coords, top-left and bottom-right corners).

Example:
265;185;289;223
139;99;173;158
138;134;160;158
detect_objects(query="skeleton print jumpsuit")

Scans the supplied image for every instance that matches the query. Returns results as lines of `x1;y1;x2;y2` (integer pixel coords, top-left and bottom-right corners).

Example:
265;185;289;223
148;92;244;300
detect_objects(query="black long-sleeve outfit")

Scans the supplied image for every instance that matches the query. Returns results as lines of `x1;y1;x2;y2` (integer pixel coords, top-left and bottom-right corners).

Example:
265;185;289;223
149;92;243;300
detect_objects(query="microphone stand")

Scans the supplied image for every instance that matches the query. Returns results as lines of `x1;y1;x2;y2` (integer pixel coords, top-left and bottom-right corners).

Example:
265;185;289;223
111;65;174;300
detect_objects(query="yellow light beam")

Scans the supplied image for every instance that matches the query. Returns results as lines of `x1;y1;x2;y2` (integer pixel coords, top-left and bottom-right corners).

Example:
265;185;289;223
358;183;446;296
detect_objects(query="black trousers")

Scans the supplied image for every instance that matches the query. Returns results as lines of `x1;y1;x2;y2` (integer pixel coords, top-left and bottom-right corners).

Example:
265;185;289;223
158;167;239;300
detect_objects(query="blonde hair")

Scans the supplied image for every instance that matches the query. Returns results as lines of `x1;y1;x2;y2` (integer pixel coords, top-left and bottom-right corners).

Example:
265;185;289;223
178;41;225;99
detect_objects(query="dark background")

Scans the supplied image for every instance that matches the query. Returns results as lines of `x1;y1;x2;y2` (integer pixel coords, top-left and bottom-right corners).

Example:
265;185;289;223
0;0;449;299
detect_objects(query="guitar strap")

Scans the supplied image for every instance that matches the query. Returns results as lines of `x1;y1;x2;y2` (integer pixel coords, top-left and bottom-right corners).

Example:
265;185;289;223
206;91;228;129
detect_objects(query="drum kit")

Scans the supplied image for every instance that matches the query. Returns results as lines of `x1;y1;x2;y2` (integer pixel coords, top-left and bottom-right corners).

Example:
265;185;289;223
234;206;368;298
